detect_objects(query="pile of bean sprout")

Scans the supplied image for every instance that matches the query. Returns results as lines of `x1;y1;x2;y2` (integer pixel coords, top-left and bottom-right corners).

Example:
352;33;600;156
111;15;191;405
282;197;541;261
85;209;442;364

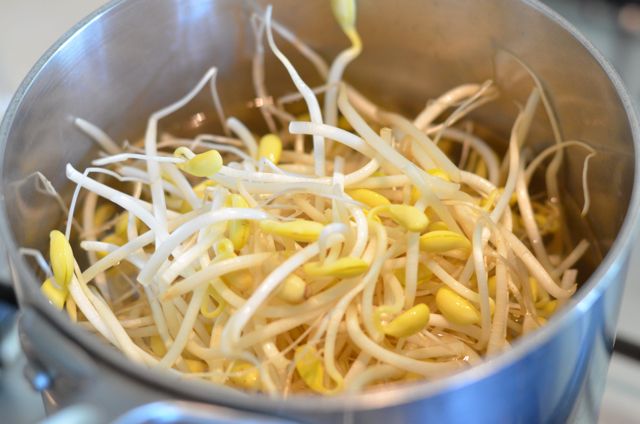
26;0;595;396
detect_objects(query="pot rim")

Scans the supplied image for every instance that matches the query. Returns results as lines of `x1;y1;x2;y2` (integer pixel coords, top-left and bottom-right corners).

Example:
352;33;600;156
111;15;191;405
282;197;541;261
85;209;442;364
0;0;639;414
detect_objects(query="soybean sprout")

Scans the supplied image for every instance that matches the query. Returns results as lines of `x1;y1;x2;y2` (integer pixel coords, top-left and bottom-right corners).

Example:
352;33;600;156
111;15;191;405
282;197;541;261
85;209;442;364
32;0;594;396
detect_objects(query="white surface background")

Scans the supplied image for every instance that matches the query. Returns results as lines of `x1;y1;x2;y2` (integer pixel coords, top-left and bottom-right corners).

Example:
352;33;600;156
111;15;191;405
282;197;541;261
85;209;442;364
1;0;639;423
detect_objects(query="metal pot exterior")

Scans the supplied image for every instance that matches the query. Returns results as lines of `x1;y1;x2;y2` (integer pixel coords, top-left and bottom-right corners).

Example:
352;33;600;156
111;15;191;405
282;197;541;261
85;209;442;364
1;0;638;422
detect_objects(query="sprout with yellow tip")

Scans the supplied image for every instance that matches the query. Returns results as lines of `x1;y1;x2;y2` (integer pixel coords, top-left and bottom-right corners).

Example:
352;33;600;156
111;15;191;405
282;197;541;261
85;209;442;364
420;230;471;253
258;134;283;164
304;256;369;278
259;219;324;243
49;230;75;287
175;148;223;178
382;304;430;338
436;287;480;325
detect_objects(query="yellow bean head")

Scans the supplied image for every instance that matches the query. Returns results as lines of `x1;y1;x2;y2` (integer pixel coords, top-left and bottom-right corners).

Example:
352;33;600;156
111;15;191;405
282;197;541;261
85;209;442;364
258;134;283;164
347;189;390;208
383;304;430;338
410;186;421;204
177;149;223;178
226;194;250;251
372;204;429;233
185;359;207;373
115;212;139;237
49;230;75;287
529;277;540;303
277;274;306;303
259;219;324;243
420;230;471;253
427;168;451;182
394;263;432;286
331;0;357;31
149;335;167;357
303;257;369;278
229;362;261;391
436;287;480;325
294;345;326;394
538;300;558;318
41;278;67;310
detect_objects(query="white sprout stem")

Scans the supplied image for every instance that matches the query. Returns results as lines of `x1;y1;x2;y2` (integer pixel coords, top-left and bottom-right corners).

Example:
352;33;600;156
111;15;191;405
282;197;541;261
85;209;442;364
360;223;390;339
34;172;83;235
68;278;116;343
235;307;330;350
278;82;338;107
509;54;564;200
226;117;258;159
552;239;590;278
425;259;481;303
441;128;500;185
318;223;349;263
159;285;207;368
428;314;482;340
324;33;362;127
116;166;182;197
472;222;491;348
487;232;509;355
66;164;158;233
413;84;484;130
348;206;368;258
164;253;273;299
489;119;521;223
138;208;268;286
250;17;278;134
429;82;498;143
516;164;554;272
524;141;595;185
336;89;459;200
346;365;403;393
289;121;376;157
344;351;371;384
502;230;574;299
378;111;460;181
254;11;329;79
222;238;339;350
324;238;382;387
209;68;229;135
74;117;121;154
404;233;420;308
160;163;201;210
409;140;438;172
145;67;218;245
265;6;326;177
92;153;182;167
346;306;462;377
80;241;145;268
81;210;199;283
160;229;220;286
20;248;53;278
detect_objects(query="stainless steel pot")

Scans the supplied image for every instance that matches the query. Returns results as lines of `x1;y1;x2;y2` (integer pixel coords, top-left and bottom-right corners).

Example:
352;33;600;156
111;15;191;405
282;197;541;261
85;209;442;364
1;0;638;422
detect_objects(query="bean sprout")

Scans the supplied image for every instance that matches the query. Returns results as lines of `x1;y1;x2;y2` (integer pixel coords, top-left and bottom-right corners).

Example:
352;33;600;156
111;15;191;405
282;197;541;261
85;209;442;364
32;0;594;396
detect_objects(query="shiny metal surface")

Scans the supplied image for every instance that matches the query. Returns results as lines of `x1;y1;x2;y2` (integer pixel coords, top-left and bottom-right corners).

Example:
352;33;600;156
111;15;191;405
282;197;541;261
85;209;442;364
0;0;638;422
